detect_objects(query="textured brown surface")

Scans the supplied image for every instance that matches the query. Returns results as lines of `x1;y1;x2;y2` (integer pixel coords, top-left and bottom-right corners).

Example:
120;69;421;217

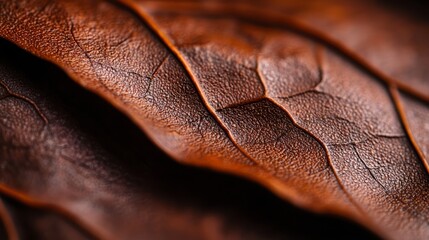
0;0;428;239
0;39;377;240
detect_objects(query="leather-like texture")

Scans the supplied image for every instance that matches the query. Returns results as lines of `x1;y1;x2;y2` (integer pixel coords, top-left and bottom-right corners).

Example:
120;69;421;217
0;0;428;239
0;39;376;240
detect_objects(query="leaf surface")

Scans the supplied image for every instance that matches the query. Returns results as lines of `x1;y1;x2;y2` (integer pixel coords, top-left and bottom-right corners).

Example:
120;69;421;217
0;0;428;239
0;39;376;240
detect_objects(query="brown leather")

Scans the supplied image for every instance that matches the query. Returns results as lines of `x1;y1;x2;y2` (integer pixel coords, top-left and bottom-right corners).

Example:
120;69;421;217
0;0;428;239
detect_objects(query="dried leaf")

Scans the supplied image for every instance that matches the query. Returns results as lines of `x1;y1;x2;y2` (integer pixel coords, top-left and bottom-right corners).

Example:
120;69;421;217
0;0;428;239
0;39;375;240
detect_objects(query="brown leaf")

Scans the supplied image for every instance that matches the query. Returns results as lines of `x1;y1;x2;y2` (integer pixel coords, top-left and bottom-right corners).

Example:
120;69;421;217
0;0;428;239
0;39;376;239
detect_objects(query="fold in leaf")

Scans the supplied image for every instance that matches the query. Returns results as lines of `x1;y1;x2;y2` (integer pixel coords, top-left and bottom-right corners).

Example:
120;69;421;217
0;197;17;240
0;0;428;239
0;196;91;240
